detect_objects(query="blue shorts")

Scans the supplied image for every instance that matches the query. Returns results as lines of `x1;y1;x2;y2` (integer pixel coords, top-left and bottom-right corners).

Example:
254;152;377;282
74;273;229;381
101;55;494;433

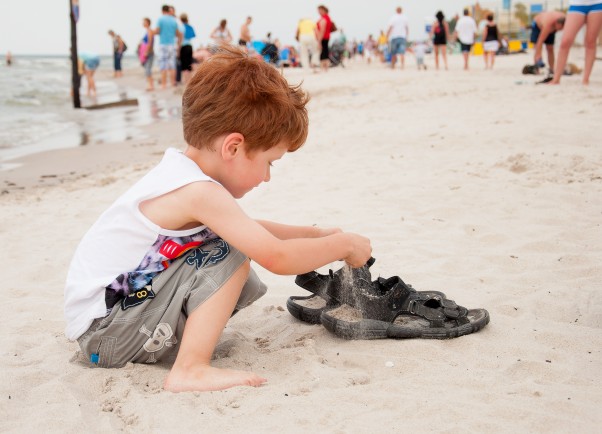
568;3;602;14
390;37;407;55
530;22;556;45
84;56;100;71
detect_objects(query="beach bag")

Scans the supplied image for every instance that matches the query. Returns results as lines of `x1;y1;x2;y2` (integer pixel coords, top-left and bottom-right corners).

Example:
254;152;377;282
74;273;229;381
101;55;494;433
138;42;148;64
122;40;128;52
522;64;539;75
330;21;338;33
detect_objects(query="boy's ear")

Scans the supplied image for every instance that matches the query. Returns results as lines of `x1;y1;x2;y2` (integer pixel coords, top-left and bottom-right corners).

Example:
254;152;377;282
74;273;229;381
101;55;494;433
220;133;245;160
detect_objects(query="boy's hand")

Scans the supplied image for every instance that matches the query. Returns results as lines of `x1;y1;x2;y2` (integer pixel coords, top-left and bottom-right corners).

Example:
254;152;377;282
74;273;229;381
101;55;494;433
342;233;372;268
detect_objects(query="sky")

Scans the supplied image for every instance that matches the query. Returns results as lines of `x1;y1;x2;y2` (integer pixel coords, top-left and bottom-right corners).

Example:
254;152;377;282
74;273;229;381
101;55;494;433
1;0;512;56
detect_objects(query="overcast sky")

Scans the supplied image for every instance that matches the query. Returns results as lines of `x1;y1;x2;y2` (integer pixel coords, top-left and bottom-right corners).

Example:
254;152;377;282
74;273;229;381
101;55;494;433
2;0;511;55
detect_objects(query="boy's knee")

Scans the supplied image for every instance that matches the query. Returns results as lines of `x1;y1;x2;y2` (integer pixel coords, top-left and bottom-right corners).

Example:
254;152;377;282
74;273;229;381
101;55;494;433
235;268;267;310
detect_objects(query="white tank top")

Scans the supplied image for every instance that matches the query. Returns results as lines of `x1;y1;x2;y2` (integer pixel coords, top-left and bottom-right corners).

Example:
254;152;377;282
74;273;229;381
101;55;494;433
64;148;219;340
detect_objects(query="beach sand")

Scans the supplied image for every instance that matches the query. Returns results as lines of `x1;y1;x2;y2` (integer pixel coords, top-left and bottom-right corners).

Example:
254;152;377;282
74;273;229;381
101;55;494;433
1;51;601;432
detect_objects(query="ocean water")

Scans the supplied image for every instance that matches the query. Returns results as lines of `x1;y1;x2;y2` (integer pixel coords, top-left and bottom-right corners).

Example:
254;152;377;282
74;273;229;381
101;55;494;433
0;55;181;169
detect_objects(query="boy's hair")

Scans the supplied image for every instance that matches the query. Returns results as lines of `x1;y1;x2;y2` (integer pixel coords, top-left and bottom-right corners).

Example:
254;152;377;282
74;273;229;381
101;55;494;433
182;45;309;153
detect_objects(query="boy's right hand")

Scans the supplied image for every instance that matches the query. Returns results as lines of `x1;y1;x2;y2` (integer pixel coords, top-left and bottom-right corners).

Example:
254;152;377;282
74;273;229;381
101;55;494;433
343;233;372;268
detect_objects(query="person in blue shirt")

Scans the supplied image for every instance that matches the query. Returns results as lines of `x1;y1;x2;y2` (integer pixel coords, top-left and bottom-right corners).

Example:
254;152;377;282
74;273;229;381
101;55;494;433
154;4;182;89
179;13;196;84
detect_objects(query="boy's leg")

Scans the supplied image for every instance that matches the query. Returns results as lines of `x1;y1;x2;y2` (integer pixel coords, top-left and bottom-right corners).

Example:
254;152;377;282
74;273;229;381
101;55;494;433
164;259;267;392
77;240;267;391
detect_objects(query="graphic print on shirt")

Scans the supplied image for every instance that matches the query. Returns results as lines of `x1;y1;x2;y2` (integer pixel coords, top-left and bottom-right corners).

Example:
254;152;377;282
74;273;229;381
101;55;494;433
105;227;218;307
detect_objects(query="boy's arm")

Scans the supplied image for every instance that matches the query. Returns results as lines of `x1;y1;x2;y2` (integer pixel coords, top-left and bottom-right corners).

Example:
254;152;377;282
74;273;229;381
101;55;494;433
256;220;340;240
184;183;371;274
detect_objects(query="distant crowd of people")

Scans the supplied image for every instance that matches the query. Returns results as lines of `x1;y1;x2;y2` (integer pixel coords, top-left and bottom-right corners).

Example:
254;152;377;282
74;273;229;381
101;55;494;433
72;1;601;97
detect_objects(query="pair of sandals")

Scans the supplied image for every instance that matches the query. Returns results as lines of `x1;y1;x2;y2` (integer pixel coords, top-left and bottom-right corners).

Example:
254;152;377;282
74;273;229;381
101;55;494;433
286;258;489;340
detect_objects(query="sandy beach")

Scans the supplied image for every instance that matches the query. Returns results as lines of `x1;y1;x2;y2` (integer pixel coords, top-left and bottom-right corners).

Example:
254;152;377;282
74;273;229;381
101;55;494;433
1;51;601;432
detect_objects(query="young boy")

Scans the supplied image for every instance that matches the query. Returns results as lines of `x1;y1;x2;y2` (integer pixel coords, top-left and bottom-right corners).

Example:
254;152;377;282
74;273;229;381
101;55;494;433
64;45;372;393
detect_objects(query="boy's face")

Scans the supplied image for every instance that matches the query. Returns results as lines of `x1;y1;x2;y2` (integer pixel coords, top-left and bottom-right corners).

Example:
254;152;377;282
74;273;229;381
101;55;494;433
225;142;288;199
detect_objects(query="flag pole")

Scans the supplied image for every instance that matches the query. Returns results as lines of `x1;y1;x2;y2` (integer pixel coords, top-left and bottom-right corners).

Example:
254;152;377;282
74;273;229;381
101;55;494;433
70;0;81;108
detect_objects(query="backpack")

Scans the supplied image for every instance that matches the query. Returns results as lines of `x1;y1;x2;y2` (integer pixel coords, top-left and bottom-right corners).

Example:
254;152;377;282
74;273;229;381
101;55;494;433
184;24;196;40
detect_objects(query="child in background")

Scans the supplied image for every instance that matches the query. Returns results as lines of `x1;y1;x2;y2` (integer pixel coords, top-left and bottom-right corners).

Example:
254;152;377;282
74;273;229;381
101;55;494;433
410;40;428;70
64;45;372;393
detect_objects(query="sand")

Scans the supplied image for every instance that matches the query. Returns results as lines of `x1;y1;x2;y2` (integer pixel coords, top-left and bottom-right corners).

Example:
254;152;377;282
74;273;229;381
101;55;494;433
1;50;601;433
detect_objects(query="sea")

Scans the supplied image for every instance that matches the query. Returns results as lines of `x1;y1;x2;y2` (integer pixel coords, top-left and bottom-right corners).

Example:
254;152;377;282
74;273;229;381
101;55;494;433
0;55;181;170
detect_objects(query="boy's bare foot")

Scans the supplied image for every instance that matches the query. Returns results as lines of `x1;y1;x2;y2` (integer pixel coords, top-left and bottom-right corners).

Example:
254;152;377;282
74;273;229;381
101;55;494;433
164;364;267;392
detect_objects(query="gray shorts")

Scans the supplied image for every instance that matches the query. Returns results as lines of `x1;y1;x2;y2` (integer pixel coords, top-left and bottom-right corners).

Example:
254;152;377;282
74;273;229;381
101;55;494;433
77;239;266;368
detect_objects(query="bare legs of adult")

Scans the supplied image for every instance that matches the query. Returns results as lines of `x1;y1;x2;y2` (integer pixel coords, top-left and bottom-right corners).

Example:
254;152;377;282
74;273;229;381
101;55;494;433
546;45;556;73
484;51;494;69
582;12;602;84
84;69;96;97
434;46;440;70
441;45;448;70
390;54;397;69
164;260;267;392
463;51;470;70
551;13;586;84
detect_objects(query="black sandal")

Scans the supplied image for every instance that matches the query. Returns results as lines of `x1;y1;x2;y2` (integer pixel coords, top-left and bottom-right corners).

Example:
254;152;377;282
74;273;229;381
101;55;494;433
320;275;489;340
286;258;446;324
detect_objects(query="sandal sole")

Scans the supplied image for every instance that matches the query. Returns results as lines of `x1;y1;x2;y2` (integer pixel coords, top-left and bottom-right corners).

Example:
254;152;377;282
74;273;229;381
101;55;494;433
287;291;448;325
320;308;490;340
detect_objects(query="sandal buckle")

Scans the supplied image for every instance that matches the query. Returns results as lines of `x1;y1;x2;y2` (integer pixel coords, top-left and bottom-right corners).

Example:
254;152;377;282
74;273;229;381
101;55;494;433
408;300;417;314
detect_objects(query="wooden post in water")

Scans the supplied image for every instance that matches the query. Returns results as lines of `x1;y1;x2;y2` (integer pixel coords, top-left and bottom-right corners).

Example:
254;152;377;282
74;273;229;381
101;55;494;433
70;0;81;108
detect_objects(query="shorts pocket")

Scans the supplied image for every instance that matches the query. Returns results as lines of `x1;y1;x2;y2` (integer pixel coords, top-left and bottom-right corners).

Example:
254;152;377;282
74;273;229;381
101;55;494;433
96;336;118;368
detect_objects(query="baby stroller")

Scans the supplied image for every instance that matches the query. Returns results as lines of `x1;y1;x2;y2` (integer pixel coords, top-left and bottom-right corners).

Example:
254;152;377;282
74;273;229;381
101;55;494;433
329;40;346;68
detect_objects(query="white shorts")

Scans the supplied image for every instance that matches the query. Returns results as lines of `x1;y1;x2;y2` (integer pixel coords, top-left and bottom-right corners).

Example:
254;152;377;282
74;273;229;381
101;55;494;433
483;40;500;53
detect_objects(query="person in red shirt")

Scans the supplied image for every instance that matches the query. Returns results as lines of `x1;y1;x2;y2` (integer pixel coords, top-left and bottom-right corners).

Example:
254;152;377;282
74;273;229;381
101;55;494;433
316;5;333;72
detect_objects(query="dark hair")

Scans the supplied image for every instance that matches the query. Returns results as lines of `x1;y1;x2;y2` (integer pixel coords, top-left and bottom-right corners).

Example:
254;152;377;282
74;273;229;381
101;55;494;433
220;19;227;28
143;17;151;26
162;5;170;13
487;14;494;21
463;9;470;16
318;5;329;14
436;11;444;22
182;45;309;154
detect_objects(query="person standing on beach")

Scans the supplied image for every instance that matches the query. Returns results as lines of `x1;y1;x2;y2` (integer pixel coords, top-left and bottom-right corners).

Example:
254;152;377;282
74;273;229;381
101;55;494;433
550;1;601;85
210;19;233;49
179;13;196;85
377;30;388;62
364;34;376;64
64;45;372;392
140;18;155;91
108;30;125;78
482;14;500;70
430;11;449;70
387;7;410;70
239;16;253;51
154;4;182;89
454;9;477;70
530;10;566;73
78;52;100;96
296;17;319;70
316;5;333;72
